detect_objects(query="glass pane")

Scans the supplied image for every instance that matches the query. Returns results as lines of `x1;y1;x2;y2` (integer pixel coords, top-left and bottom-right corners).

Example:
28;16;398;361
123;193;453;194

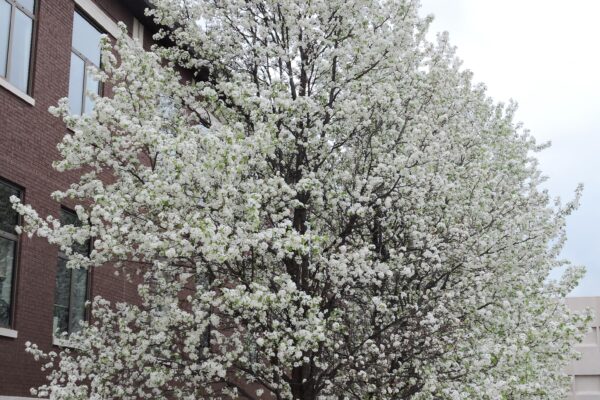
53;258;71;334
60;208;80;227
15;0;34;14
0;237;15;328
83;71;99;114
68;52;85;115
61;209;88;254
7;8;32;93
73;240;89;256
54;258;71;308
0;180;20;234
69;268;87;333
53;306;68;335
72;12;102;66
0;1;11;77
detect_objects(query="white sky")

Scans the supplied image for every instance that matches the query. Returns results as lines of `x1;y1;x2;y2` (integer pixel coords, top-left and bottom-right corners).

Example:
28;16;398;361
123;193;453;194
418;0;600;296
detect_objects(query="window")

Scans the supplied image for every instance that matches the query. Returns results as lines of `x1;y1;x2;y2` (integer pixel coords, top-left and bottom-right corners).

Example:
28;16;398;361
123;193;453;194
0;0;36;93
53;209;89;336
0;179;20;328
132;17;144;46
68;11;102;115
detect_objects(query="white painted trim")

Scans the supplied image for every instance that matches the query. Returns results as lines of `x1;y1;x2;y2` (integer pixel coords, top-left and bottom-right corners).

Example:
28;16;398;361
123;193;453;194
73;0;121;39
133;17;144;47
0;327;18;338
0;396;40;400
52;336;71;347
0;76;35;106
52;336;81;349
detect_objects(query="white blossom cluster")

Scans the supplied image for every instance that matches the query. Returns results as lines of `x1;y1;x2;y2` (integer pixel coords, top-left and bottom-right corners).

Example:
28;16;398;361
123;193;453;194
12;0;590;399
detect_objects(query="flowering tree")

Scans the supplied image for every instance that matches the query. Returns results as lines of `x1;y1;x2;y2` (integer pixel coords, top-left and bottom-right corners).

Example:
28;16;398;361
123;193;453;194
14;0;589;399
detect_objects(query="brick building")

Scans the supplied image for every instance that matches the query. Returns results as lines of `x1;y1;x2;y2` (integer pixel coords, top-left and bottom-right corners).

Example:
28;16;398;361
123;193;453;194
0;1;153;397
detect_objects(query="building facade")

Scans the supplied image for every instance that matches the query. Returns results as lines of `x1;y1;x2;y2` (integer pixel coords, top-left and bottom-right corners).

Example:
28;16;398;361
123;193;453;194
567;297;600;400
0;0;151;397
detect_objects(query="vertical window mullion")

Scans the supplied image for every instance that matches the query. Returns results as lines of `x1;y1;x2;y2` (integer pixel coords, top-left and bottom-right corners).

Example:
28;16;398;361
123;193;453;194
80;60;88;115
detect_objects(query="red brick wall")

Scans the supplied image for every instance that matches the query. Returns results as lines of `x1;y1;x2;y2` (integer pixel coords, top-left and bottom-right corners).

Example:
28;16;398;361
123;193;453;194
0;0;141;396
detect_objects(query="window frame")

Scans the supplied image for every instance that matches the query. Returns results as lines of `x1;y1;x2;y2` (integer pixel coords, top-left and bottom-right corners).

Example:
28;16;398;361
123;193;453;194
0;178;22;331
69;9;104;115
52;207;91;337
1;0;37;95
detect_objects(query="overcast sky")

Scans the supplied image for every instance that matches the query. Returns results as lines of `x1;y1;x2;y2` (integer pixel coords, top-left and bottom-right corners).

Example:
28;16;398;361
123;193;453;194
418;0;600;296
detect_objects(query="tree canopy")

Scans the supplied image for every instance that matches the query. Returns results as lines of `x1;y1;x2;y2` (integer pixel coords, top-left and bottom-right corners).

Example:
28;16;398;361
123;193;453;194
14;0;588;399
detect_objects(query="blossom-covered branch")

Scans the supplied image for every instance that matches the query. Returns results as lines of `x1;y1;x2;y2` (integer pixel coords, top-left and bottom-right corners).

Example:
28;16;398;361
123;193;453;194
14;1;589;399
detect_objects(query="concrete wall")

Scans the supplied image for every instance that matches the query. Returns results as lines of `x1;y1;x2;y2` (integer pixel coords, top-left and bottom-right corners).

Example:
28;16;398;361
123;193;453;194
566;297;600;400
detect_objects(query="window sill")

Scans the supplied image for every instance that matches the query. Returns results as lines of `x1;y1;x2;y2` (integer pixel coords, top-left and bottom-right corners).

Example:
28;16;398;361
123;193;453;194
0;76;35;106
0;327;18;338
52;336;81;349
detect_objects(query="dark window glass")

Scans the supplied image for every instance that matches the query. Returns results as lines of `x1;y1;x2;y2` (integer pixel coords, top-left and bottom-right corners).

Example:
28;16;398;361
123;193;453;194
0;0;35;94
70;268;87;333
53;261;88;335
61;208;88;256
53;258;70;334
0;179;20;328
53;209;89;335
0;237;15;327
68;11;102;115
60;208;80;227
0;180;19;233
